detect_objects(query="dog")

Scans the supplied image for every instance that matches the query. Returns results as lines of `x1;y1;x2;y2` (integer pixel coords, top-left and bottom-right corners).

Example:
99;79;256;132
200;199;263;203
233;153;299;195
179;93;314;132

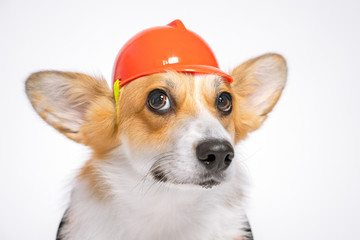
25;20;287;240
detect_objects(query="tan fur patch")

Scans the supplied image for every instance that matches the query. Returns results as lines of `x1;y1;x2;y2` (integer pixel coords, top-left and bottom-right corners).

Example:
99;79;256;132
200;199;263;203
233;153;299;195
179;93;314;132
80;96;119;157
78;158;112;200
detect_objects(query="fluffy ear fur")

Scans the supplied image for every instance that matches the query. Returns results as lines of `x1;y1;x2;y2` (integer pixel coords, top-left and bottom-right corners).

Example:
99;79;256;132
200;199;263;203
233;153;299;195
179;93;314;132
232;54;287;140
25;71;118;153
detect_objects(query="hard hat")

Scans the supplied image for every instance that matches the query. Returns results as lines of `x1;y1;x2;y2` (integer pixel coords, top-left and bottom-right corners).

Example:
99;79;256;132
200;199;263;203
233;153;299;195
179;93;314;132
113;19;233;87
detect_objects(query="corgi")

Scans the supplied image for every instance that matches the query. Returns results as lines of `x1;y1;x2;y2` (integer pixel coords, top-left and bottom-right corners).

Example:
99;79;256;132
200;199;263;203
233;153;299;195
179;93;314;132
25;20;287;240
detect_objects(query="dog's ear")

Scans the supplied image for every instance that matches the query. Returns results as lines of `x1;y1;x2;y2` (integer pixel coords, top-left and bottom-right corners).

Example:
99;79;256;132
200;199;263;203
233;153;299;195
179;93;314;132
26;71;118;152
231;54;287;141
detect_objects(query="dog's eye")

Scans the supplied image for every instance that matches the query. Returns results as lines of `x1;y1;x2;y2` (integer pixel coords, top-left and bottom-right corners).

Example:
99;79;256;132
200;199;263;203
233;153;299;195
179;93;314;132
147;89;171;113
216;92;232;114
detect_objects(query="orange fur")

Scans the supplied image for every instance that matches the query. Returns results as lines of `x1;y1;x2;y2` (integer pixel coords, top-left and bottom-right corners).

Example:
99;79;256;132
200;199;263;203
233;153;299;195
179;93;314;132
117;73;195;152
79;158;112;200
80;97;119;157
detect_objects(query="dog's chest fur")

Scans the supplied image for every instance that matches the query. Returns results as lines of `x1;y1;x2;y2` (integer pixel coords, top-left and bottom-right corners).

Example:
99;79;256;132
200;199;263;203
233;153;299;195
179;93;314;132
59;151;249;240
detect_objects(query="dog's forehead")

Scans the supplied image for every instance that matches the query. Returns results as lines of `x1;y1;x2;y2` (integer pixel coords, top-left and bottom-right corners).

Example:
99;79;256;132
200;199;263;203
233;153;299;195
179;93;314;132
123;71;229;94
166;71;224;87
154;72;229;97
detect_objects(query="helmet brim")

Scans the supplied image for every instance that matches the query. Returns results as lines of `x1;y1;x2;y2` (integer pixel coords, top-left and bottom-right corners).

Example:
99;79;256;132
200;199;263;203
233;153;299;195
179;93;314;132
117;65;233;87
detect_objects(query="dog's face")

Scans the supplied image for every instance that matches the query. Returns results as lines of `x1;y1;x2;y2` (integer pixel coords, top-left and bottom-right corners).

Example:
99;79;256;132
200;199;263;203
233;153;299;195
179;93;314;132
119;72;236;188
26;54;287;189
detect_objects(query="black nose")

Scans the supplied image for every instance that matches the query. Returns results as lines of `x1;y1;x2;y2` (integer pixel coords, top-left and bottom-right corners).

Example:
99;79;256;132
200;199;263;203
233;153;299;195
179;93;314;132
196;139;234;171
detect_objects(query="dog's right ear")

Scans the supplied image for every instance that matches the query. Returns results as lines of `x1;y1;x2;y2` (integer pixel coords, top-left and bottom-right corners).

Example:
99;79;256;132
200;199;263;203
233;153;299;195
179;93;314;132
26;71;118;152
231;54;287;142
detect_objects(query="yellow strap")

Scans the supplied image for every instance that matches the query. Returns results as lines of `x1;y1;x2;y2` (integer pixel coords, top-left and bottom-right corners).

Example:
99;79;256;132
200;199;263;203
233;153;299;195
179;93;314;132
113;79;121;118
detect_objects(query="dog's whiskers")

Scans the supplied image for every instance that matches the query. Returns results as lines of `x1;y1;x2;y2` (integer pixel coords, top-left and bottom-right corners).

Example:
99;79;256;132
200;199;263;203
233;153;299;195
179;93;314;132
131;152;176;194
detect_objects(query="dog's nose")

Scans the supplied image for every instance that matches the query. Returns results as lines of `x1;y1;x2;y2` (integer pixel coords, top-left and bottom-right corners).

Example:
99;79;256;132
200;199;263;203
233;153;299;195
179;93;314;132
196;139;234;171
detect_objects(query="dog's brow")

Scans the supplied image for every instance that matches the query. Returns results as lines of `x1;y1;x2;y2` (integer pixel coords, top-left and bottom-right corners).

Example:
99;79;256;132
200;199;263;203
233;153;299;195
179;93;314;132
213;76;224;91
164;78;176;89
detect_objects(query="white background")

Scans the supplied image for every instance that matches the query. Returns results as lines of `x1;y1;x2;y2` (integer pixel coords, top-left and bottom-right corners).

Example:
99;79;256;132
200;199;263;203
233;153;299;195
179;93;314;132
1;0;359;239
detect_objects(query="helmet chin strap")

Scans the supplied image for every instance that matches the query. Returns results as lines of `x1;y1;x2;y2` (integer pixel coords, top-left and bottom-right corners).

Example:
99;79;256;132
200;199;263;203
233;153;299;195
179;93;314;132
113;79;120;119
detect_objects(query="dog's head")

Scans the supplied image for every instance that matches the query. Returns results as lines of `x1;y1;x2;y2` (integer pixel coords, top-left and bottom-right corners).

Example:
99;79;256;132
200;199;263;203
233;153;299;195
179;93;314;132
26;54;286;189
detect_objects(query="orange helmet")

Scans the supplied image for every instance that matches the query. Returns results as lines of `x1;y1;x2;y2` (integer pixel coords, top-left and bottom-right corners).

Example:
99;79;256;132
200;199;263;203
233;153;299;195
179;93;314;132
113;19;233;87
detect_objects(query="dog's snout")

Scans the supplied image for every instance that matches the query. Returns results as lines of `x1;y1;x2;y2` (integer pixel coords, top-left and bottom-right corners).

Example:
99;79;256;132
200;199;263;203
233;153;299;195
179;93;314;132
196;139;234;171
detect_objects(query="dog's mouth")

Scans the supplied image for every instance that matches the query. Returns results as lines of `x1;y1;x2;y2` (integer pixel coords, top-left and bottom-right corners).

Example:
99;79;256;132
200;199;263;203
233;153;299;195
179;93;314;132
152;169;168;183
199;179;221;188
151;168;223;189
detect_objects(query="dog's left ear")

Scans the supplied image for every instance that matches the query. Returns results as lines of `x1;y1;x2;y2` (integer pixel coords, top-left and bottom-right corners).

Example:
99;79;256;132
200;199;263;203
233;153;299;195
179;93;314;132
231;53;287;140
